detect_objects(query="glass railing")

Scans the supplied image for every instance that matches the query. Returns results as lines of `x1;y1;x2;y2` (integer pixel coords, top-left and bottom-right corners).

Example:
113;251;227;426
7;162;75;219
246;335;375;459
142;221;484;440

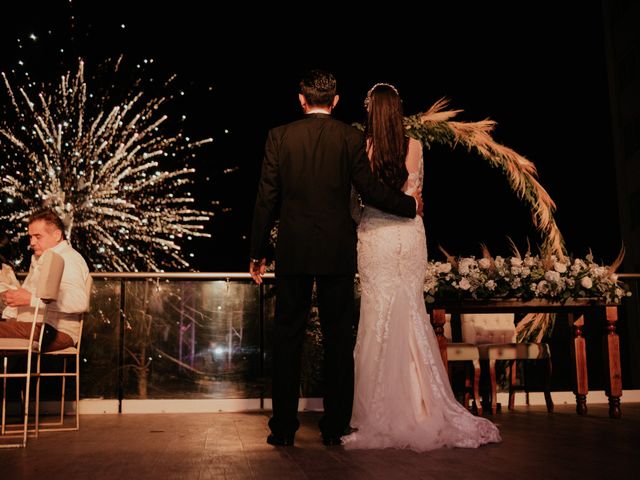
35;272;640;408
79;273;278;406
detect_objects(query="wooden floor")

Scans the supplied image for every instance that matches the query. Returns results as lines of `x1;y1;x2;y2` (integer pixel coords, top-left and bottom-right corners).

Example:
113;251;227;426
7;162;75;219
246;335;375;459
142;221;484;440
1;403;639;479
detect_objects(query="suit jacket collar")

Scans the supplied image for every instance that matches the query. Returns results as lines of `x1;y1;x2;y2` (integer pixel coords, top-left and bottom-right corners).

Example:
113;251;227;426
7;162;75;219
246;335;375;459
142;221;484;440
305;112;331;119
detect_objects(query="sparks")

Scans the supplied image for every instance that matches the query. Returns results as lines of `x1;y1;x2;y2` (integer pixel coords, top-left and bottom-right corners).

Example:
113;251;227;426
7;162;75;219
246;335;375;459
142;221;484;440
0;58;213;272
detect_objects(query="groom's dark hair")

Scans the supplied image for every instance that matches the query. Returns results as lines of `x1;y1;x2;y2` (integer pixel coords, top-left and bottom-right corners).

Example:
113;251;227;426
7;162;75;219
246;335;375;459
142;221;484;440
299;70;336;107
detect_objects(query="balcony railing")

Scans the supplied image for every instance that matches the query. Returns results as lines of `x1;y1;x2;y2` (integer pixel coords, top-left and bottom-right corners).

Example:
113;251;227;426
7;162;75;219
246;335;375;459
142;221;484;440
19;272;640;411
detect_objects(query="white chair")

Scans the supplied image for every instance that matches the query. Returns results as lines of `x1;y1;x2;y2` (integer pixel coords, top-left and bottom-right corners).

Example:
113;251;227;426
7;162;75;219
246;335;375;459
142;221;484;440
0;250;64;448
461;313;553;414
443;314;482;415
35;274;92;434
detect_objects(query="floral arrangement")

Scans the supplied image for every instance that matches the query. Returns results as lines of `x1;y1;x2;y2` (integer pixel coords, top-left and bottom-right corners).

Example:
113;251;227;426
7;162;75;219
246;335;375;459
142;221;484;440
424;252;631;305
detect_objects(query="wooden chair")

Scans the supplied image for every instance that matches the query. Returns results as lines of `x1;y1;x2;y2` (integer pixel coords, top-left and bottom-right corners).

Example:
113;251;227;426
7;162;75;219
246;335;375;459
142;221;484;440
461;313;553;414
443;314;482;415
0;250;64;447
35;274;92;434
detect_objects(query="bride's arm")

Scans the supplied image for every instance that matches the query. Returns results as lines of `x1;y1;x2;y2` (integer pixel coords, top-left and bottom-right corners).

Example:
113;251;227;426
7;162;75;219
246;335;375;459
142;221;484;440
403;138;423;193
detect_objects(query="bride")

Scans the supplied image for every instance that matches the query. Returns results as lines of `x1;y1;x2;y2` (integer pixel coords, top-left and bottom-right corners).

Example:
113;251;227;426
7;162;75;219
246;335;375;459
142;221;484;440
342;83;501;451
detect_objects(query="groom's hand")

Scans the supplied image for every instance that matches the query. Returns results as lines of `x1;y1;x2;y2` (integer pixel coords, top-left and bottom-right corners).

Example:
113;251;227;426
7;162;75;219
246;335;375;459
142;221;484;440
413;191;423;217
249;258;267;284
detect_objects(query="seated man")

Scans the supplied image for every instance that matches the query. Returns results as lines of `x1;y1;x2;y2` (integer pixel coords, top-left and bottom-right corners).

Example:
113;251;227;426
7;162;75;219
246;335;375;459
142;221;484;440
0;209;89;351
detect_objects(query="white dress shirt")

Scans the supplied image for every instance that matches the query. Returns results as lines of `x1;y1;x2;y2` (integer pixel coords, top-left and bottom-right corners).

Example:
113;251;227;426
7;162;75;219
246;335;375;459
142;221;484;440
3;240;89;345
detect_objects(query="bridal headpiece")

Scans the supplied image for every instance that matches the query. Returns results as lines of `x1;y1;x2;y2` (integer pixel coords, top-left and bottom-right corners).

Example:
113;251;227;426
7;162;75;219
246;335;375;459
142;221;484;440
364;82;400;108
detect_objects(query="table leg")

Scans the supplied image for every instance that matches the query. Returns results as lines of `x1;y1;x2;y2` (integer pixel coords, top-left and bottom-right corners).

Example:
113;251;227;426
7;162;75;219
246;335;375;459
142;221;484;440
431;308;448;367
604;306;622;418
569;313;588;415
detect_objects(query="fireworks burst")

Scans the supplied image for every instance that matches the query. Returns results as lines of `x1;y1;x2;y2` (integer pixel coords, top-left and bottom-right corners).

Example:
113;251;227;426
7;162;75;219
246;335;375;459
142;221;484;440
0;57;213;271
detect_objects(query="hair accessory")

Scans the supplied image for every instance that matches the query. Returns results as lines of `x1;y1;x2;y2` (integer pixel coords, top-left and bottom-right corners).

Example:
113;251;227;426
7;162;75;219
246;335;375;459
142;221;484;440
364;82;400;108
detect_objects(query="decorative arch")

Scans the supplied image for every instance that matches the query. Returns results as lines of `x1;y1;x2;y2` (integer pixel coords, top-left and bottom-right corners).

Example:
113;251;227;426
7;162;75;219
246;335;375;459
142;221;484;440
403;98;565;259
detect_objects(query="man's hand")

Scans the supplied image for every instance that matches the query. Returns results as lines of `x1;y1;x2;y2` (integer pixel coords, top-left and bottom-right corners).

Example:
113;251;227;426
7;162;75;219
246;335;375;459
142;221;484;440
2;287;32;307
413;191;424;217
249;258;267;285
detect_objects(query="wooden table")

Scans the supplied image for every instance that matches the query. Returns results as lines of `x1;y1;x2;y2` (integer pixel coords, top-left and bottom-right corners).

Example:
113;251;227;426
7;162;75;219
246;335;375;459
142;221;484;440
426;299;623;418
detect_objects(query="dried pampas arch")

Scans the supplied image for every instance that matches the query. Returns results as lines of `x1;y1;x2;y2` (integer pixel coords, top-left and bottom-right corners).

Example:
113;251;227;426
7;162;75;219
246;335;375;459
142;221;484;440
404;98;565;259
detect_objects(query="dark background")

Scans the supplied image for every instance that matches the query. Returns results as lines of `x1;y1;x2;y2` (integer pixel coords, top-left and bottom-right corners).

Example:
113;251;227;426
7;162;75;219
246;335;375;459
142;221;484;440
0;1;621;272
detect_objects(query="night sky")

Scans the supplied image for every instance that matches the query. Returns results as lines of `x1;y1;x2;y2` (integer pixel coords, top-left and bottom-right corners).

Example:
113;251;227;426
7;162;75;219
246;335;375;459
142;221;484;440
1;1;620;272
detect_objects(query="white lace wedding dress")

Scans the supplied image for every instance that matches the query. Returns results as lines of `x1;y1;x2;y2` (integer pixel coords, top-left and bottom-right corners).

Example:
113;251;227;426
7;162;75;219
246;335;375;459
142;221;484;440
343;138;501;451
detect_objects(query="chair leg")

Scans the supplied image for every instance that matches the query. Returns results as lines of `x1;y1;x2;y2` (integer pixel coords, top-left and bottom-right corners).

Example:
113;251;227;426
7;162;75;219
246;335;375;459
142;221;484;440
2;357;7;435
60;358;67;425
20;352;33;447
74;355;80;430
463;363;472;411
472;359;482;416
508;360;517;411
544;358;554;412
35;353;42;437
489;359;497;414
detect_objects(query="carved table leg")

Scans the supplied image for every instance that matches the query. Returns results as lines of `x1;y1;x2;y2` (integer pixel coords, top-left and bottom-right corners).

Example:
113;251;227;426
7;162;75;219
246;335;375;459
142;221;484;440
604;306;622;419
431;308;448;367
569;313;588;415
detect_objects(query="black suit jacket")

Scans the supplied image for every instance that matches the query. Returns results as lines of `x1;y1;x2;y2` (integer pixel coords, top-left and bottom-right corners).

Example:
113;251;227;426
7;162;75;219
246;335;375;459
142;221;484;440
250;113;416;275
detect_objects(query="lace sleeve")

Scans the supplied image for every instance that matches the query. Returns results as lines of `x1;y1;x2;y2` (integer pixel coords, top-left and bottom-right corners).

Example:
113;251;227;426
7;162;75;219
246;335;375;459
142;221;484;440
404;138;423;195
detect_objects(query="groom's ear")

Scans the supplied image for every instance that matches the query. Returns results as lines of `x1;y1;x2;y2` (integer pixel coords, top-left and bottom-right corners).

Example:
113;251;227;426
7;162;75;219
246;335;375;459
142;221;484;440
298;94;307;110
331;95;339;109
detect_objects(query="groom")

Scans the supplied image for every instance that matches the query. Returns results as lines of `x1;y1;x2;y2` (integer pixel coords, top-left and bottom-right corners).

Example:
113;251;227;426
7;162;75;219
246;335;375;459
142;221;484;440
249;69;421;446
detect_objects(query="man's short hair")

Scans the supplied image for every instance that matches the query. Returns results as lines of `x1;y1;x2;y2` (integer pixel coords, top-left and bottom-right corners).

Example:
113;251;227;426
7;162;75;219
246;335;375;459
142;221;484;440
28;208;67;240
299;70;336;107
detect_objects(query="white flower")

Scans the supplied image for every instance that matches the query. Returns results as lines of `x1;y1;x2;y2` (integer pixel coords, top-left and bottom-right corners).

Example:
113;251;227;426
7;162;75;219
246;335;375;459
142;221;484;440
580;277;593;289
524;255;536;267
486;279;496;290
458;278;471;290
458;258;475;275
554;261;567;273
478;258;491;269
536;280;550;295
544;271;561;283
436;262;452;274
572;258;586;270
510;257;523;267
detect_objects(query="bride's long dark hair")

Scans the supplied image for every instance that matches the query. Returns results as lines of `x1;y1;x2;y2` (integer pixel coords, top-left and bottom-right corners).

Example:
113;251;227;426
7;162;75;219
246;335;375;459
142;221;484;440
364;83;408;191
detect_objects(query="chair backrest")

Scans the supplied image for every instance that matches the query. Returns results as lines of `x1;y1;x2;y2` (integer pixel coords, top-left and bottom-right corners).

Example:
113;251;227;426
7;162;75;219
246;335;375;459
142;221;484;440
461;313;516;345
75;274;92;351
84;274;93;312
36;250;65;303
441;314;454;341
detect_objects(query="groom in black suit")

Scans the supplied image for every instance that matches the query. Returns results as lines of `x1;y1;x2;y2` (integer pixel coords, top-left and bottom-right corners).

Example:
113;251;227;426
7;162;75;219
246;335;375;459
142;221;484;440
250;70;421;446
